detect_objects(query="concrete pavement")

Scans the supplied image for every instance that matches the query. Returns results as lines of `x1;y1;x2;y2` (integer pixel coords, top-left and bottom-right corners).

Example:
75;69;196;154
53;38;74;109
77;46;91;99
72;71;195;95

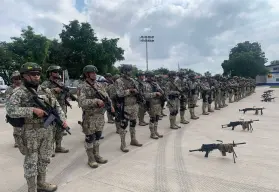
1;86;279;192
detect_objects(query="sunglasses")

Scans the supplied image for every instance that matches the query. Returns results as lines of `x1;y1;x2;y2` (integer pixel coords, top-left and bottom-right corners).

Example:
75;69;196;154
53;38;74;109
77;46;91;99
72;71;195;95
52;70;61;73
28;71;41;76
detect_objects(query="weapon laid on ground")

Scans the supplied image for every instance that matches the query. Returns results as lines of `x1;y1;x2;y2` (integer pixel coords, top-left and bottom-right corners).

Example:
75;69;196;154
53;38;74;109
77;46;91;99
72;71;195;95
261;97;276;102
239;107;265;115
189;140;246;163
222;119;259;132
86;80;115;117
263;90;274;93
26;86;71;135
50;79;77;108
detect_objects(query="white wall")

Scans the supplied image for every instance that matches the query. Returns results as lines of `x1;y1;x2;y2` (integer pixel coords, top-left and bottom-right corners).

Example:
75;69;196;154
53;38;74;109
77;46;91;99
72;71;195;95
266;73;279;83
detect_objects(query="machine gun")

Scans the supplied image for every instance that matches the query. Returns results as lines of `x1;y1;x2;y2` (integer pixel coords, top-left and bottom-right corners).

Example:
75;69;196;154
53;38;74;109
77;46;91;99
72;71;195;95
26;86;71;135
239;107;265;115
261;97;276;102
222;119;259;132
189;140;246;163
263;90;274;94
50;79;77;108
86;80;115;117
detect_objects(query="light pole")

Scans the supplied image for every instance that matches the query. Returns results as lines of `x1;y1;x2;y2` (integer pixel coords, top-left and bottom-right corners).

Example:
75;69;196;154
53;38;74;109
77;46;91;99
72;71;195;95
140;35;154;71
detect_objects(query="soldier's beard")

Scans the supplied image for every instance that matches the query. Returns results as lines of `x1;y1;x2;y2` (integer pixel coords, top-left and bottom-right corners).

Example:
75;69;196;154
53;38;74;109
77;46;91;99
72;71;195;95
24;80;40;89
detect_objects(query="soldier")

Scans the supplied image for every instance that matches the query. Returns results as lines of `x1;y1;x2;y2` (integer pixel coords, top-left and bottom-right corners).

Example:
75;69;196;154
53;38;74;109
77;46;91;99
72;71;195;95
136;72;148;126
143;71;163;139
114;64;142;153
213;74;221;110
104;73;115;124
111;74;121;134
199;76;211;115
5;62;68;192
156;75;167;118
220;76;228;107
176;71;189;124
78;65;110;168
5;70;22;148
187;73;199;119
165;71;181;129
41;65;69;157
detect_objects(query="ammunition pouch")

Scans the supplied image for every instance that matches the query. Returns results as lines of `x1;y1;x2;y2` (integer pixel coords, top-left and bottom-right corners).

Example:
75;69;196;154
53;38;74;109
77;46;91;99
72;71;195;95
6;115;25;127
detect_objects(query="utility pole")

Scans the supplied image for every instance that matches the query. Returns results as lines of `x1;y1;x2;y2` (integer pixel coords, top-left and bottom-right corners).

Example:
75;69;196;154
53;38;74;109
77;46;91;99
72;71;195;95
140;35;154;71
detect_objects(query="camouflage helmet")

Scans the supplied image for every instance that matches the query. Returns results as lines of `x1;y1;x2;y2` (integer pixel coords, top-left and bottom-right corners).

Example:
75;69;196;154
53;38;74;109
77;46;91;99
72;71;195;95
83;65;98;74
145;71;155;77
188;73;195;78
112;74;120;81
119;64;133;73
177;71;185;77
46;65;62;73
20;62;42;74
105;73;112;77
10;70;20;79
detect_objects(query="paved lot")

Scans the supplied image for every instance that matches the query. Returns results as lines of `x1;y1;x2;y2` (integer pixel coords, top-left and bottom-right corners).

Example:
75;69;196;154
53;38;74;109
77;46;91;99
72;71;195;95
1;86;279;192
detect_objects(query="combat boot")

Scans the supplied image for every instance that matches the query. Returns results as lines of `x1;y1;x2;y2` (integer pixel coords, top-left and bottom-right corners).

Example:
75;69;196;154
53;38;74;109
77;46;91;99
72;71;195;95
190;108;199;120
169;116;178;129
119;129;129;152
202;103;209;115
180;111;189;124
26;176;37;192
86;149;98;168
149;123;159;139
154;123;163;138
139;121;148;126
174;115;181;128
107;113;115;124
214;103;220;110
208;104;214;112
55;141;69;153
93;141;108;164
130;127;143;147
37;172;57;192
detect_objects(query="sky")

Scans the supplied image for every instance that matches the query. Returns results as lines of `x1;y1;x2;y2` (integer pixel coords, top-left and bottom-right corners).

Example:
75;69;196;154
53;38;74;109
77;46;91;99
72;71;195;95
1;0;279;75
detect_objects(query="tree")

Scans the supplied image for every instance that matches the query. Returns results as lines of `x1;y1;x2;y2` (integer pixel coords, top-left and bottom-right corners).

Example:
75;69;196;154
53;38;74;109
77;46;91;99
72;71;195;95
270;60;279;66
222;41;268;78
152;67;169;75
204;71;211;77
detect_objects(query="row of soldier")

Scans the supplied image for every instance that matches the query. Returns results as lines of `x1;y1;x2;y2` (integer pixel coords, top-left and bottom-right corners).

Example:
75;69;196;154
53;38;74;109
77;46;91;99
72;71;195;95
4;63;255;192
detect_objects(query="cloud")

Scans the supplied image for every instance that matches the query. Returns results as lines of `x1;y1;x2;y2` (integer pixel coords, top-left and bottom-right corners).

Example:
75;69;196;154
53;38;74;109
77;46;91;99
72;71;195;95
1;0;279;75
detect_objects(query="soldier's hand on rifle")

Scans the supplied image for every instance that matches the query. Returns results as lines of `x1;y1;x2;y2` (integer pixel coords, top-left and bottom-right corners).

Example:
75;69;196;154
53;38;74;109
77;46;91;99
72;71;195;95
62;121;68;129
96;99;105;108
155;92;162;97
53;87;62;93
33;108;47;118
129;88;138;93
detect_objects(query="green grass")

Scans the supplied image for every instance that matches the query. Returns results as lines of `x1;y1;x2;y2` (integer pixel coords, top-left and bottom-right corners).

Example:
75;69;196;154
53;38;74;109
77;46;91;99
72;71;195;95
269;86;279;88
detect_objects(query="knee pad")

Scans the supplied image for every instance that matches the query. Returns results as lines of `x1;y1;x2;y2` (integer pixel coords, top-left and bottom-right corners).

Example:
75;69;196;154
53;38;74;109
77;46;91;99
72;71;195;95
150;117;155;123
85;134;94;143
155;115;160;122
130;119;136;127
95;131;102;140
120;119;128;129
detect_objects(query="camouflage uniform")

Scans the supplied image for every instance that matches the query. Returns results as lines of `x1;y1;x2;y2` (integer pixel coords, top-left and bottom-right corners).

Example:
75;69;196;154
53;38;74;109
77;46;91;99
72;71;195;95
114;64;142;153
213;75;221;110
175;72;189;124
110;74;121;134
77;65;108;168
5;62;63;192
200;76;211;115
136;72;148;126
220;77;228;107
41;65;69;156
143;71;163;139
5;70;21;148
156;75;167;117
104;73;115;124
187;74;199;119
165;71;181;129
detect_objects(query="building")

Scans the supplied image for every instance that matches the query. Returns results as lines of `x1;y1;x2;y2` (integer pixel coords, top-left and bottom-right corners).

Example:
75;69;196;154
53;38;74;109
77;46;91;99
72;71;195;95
256;63;279;85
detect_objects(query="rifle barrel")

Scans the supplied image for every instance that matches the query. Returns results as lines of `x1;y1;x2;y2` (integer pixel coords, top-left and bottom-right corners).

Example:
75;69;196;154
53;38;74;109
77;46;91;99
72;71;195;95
189;149;201;152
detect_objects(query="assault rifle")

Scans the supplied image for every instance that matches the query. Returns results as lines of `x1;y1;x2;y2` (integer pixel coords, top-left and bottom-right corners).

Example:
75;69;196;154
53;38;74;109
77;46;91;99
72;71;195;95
50;80;77;108
150;81;173;107
222;119;259;132
261;97;276;102
131;78;146;104
239;107;265;115
263;90;274;93
189;140;246;163
86;80;115;117
26;86;71;135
